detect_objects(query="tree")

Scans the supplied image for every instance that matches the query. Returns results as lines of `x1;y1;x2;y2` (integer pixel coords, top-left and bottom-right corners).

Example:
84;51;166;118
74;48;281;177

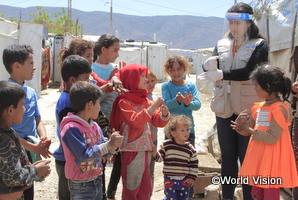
29;6;81;35
1;6;81;35
0;14;21;23
29;6;52;24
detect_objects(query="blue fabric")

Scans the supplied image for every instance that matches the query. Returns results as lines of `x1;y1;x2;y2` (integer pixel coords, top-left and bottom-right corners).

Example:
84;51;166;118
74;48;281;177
92;62;114;81
92;62;117;119
62;126;107;162
69;175;102;200
216;115;252;200
161;81;201;133
8;79;40;138
225;12;252;20
163;176;190;200
53;91;72;161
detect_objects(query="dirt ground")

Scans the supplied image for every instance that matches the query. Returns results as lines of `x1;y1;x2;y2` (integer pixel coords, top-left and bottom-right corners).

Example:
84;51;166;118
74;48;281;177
33;74;216;200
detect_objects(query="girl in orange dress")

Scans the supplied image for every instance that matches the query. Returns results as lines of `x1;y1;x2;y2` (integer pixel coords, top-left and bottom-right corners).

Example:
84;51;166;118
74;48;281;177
231;64;298;200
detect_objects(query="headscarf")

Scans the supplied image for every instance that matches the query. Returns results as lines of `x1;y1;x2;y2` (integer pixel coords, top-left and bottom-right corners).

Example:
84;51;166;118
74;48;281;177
110;63;148;131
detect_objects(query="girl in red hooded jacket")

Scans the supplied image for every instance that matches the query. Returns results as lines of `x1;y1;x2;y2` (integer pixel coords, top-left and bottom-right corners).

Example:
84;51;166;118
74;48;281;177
110;63;170;200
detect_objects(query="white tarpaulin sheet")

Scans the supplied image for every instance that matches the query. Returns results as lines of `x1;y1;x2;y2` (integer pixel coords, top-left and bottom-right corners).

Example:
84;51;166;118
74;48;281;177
266;0;296;52
0;18;18;81
116;47;147;67
0;17;18;35
19;22;43;97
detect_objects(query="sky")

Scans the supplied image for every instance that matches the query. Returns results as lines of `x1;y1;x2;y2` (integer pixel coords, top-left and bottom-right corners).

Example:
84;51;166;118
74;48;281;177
0;0;253;18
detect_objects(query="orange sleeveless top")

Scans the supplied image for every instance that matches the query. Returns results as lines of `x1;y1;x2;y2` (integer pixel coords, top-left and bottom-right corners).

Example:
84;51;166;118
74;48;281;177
239;101;298;188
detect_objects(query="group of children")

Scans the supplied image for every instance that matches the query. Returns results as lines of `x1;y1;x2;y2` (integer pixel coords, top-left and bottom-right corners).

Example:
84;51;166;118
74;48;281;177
0;35;201;200
2;34;298;200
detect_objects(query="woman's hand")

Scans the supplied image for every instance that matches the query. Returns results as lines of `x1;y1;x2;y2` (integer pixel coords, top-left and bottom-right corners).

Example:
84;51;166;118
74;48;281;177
203;56;219;71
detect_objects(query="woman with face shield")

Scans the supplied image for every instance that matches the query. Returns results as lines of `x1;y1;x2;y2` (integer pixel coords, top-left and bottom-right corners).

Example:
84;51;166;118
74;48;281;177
197;3;269;200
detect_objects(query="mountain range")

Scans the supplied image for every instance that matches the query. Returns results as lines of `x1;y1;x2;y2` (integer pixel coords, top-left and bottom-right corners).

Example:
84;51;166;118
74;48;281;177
0;5;224;49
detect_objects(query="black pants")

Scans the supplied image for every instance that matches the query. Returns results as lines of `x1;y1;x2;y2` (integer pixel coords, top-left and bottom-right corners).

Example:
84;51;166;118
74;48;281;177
24;151;34;200
55;159;70;200
107;153;122;199
216;115;252;200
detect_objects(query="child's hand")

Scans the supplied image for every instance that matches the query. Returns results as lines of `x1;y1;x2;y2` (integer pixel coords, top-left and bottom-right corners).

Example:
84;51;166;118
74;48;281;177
183;91;194;106
100;83;112;92
151;97;164;111
235;110;250;125
110;76;129;94
231;120;251;136
160;104;169;117
107;132;123;150
34;142;53;159
184;178;195;186
176;92;185;103
118;61;126;69
151;145;157;158
293;81;298;93
109;67;119;79
32;160;51;180
39;136;51;148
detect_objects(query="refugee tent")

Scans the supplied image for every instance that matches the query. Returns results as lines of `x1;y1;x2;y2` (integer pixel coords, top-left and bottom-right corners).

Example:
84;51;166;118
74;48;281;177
257;0;298;80
0;19;43;97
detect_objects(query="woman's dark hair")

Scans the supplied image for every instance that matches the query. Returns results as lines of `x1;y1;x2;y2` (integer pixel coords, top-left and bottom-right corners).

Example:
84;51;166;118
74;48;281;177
93;34;119;62
227;2;262;39
250;64;292;102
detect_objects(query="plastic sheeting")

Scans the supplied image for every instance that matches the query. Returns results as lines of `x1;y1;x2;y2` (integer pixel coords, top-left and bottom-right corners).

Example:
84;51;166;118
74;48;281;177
19;22;43;98
0;18;18;81
0;18;18;35
115;47;147;67
258;0;297;52
256;0;298;79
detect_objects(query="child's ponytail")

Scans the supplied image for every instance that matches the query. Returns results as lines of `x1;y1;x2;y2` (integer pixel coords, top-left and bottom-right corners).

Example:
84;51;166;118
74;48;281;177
282;75;292;102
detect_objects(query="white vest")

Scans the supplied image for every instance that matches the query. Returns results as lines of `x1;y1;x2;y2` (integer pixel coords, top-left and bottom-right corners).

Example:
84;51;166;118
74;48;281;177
211;38;264;118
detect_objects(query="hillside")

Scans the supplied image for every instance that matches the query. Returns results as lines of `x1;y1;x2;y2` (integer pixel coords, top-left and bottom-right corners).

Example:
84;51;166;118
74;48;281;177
0;5;224;49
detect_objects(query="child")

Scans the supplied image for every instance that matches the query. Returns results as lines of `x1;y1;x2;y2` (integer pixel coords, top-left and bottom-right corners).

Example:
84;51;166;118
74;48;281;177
231;65;298;199
92;34;124;200
152;115;198;200
92;33;122;120
60;81;123;200
162;55;201;198
109;63;170;200
57;38;125;200
147;69;158;103
53;54;97;200
59;38;126;94
2;44;51;200
162;55;201;147
147;70;158;183
0;81;51;200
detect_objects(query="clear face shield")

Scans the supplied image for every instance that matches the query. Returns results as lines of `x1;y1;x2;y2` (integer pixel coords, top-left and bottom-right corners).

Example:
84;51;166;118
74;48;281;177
222;12;253;41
